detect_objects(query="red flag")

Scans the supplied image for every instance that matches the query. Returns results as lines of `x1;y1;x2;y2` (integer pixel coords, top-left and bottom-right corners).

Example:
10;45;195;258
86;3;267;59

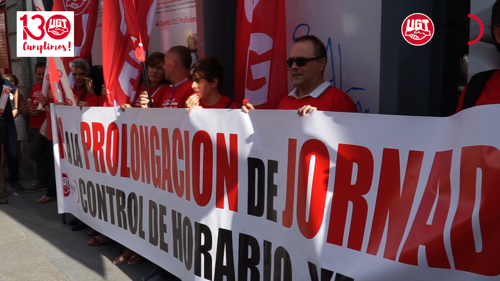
48;57;77;106
32;0;75;107
102;0;158;106
234;0;288;109
52;0;99;80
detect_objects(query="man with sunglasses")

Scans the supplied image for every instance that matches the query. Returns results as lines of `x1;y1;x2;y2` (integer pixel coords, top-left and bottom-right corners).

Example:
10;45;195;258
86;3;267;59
243;35;357;115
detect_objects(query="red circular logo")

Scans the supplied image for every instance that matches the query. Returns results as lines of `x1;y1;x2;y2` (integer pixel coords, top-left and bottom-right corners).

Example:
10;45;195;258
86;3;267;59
45;15;71;40
64;0;90;15
401;13;434;46
62;173;70;197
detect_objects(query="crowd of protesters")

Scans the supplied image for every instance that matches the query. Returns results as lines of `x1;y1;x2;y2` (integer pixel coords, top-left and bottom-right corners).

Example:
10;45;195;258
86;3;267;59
13;23;500;277
0;34;361;280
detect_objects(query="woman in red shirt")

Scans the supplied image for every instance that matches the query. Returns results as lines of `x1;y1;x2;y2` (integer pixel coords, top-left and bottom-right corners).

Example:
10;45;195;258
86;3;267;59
185;56;239;111
78;66;106;107
122;52;168;109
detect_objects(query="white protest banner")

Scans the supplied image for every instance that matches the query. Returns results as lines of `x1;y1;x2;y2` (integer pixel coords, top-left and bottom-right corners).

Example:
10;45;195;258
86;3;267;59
52;105;500;280
16;11;74;57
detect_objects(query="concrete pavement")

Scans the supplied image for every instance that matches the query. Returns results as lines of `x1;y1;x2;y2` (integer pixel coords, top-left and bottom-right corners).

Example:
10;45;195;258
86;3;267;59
0;171;156;281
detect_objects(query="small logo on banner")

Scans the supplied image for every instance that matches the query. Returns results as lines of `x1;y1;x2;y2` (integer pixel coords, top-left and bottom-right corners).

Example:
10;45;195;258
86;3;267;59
401;13;434;46
64;0;90;15
17;11;74;57
62;173;70;197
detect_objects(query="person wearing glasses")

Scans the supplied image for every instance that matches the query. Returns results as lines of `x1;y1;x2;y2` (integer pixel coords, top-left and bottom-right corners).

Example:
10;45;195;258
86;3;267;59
243;35;357;115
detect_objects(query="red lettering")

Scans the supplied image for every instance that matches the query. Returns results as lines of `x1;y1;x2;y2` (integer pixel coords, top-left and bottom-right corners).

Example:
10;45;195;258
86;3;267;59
130;124;140;181
296;139;330;239
172;128;185;197
216;133;238;211
327;144;373;250
150;126;161;188
105;122;120;176
161;128;173;192
80;121;91;170
140;125;151;184
399;150;452;269
282;138;297;228
367;149;424;260
192;130;213;206
451;146;500;276
91;122;106;173
120;124;131;178
184;130;191;201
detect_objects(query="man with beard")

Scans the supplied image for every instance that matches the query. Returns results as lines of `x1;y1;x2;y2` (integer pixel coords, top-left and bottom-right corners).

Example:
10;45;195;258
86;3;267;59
243;35;357;115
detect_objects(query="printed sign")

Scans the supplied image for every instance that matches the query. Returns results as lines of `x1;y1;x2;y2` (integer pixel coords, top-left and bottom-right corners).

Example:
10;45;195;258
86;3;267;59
401;13;434;46
16;11;74;57
51;105;500;280
0;85;11;114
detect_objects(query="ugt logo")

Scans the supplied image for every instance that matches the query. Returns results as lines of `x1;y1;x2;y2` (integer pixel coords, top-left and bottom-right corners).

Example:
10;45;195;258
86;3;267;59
17;11;74;57
402;13;434;46
21;13;71;40
62;173;70;197
64;0;90;15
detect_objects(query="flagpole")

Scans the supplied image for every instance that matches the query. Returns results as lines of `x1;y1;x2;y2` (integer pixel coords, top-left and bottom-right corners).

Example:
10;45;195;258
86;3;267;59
142;62;153;108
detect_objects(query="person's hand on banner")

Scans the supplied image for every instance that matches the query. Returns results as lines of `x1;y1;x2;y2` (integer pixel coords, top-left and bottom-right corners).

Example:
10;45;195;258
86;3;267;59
241;99;255;113
120;103;132;111
78;101;89;108
297;105;317;116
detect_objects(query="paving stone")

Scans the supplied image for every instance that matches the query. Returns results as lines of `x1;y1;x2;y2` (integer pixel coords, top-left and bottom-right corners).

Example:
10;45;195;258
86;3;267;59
51;256;133;281
0;260;66;281
0;239;48;274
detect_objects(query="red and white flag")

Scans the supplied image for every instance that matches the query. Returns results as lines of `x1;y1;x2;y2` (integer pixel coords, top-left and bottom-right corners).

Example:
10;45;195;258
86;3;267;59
53;0;99;83
32;0;76;106
234;0;288;108
48;57;77;105
102;0;158;107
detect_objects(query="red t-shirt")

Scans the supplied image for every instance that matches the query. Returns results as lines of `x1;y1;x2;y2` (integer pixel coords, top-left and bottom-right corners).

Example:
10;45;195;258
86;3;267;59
28;81;45;130
200;95;240;109
278;85;358;113
159;80;193;108
73;86;87;101
84;94;106;107
132;84;168;108
73;86;105;106
456;70;500;112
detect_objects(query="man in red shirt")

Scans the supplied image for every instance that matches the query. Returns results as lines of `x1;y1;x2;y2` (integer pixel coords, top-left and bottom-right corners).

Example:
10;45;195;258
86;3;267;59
140;46;194;108
70;58;89;103
25;62;49;193
243;35;357;115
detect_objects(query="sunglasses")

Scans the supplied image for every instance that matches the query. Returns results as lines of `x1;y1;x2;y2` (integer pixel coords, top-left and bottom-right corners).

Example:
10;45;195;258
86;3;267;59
285;56;323;68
